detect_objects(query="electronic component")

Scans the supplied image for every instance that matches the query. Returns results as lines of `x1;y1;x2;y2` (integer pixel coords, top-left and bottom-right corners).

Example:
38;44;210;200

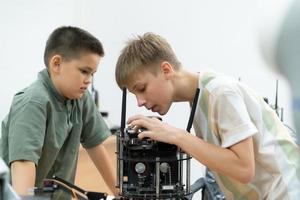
116;88;200;199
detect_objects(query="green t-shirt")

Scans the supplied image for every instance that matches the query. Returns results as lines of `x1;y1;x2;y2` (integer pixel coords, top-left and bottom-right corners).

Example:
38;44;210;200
0;69;111;199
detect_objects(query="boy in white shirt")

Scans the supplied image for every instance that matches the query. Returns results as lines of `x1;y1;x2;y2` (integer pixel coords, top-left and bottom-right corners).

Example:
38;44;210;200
115;32;300;199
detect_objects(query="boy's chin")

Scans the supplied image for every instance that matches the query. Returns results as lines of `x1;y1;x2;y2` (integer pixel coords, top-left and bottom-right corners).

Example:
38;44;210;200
68;94;83;100
157;109;168;116
158;111;167;116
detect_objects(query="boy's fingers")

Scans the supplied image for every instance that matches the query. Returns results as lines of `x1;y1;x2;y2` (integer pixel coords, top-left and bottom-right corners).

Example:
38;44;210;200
127;114;146;124
127;115;160;125
138;132;145;139
130;118;151;129
138;131;151;140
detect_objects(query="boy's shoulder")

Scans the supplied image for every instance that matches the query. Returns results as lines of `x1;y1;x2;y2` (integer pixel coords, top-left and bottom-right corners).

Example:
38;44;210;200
11;78;50;109
200;70;236;92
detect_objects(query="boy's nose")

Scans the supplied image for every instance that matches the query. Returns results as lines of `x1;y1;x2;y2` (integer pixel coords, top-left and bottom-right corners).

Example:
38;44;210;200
137;96;146;107
84;75;92;84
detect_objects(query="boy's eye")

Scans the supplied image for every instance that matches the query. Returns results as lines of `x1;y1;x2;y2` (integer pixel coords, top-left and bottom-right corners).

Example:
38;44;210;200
138;86;146;93
80;69;89;75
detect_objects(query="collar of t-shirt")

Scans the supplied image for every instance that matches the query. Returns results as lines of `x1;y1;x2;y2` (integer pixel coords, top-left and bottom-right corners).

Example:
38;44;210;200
38;69;74;111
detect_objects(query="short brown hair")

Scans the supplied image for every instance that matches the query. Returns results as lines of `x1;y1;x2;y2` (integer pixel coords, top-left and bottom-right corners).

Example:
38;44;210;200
44;26;104;68
115;32;181;89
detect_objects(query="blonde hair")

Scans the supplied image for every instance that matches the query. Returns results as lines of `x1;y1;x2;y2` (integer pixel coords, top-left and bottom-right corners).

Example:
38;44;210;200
115;32;181;89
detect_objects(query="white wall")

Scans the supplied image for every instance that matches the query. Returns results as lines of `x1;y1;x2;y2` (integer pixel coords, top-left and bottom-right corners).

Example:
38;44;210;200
0;0;294;198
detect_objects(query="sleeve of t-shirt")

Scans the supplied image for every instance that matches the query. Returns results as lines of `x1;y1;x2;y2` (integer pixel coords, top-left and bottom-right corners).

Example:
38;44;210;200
80;92;111;149
212;90;258;148
8;101;47;165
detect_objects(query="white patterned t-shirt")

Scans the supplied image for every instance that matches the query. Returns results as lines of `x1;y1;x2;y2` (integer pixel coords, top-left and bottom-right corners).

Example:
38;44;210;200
193;70;300;200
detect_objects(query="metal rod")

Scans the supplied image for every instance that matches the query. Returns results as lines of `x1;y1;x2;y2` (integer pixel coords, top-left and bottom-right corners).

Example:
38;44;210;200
120;88;127;138
275;79;279;116
179;150;183;186
156;157;160;199
116;132;120;187
186;154;190;194
118;87;127;195
119;139;123;194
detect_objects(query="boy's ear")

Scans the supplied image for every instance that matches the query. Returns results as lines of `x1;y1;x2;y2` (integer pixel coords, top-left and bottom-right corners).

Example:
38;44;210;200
49;55;63;74
160;61;174;79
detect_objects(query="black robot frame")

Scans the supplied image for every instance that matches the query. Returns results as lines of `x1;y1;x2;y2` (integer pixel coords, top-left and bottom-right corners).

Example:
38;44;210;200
116;88;200;200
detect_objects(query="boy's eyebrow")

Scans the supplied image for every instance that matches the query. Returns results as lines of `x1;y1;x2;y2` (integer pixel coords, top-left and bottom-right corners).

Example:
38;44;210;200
131;82;144;91
128;83;138;93
131;85;138;92
80;66;97;73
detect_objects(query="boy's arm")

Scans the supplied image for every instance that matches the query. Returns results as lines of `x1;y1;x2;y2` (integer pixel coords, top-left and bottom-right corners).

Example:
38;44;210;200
86;135;118;196
11;160;36;196
175;131;255;184
128;115;255;184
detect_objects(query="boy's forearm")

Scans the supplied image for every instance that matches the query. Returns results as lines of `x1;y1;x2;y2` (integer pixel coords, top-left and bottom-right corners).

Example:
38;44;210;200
11;160;36;196
174;131;255;184
86;140;118;196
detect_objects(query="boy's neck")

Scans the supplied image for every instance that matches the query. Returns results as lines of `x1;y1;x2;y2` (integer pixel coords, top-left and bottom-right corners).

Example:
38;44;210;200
172;69;199;102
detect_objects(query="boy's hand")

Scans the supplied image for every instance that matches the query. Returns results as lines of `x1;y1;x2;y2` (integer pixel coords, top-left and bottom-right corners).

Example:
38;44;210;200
127;115;186;144
127;115;255;184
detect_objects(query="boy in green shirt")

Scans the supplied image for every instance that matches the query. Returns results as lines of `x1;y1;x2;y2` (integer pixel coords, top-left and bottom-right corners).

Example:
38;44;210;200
0;26;116;199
